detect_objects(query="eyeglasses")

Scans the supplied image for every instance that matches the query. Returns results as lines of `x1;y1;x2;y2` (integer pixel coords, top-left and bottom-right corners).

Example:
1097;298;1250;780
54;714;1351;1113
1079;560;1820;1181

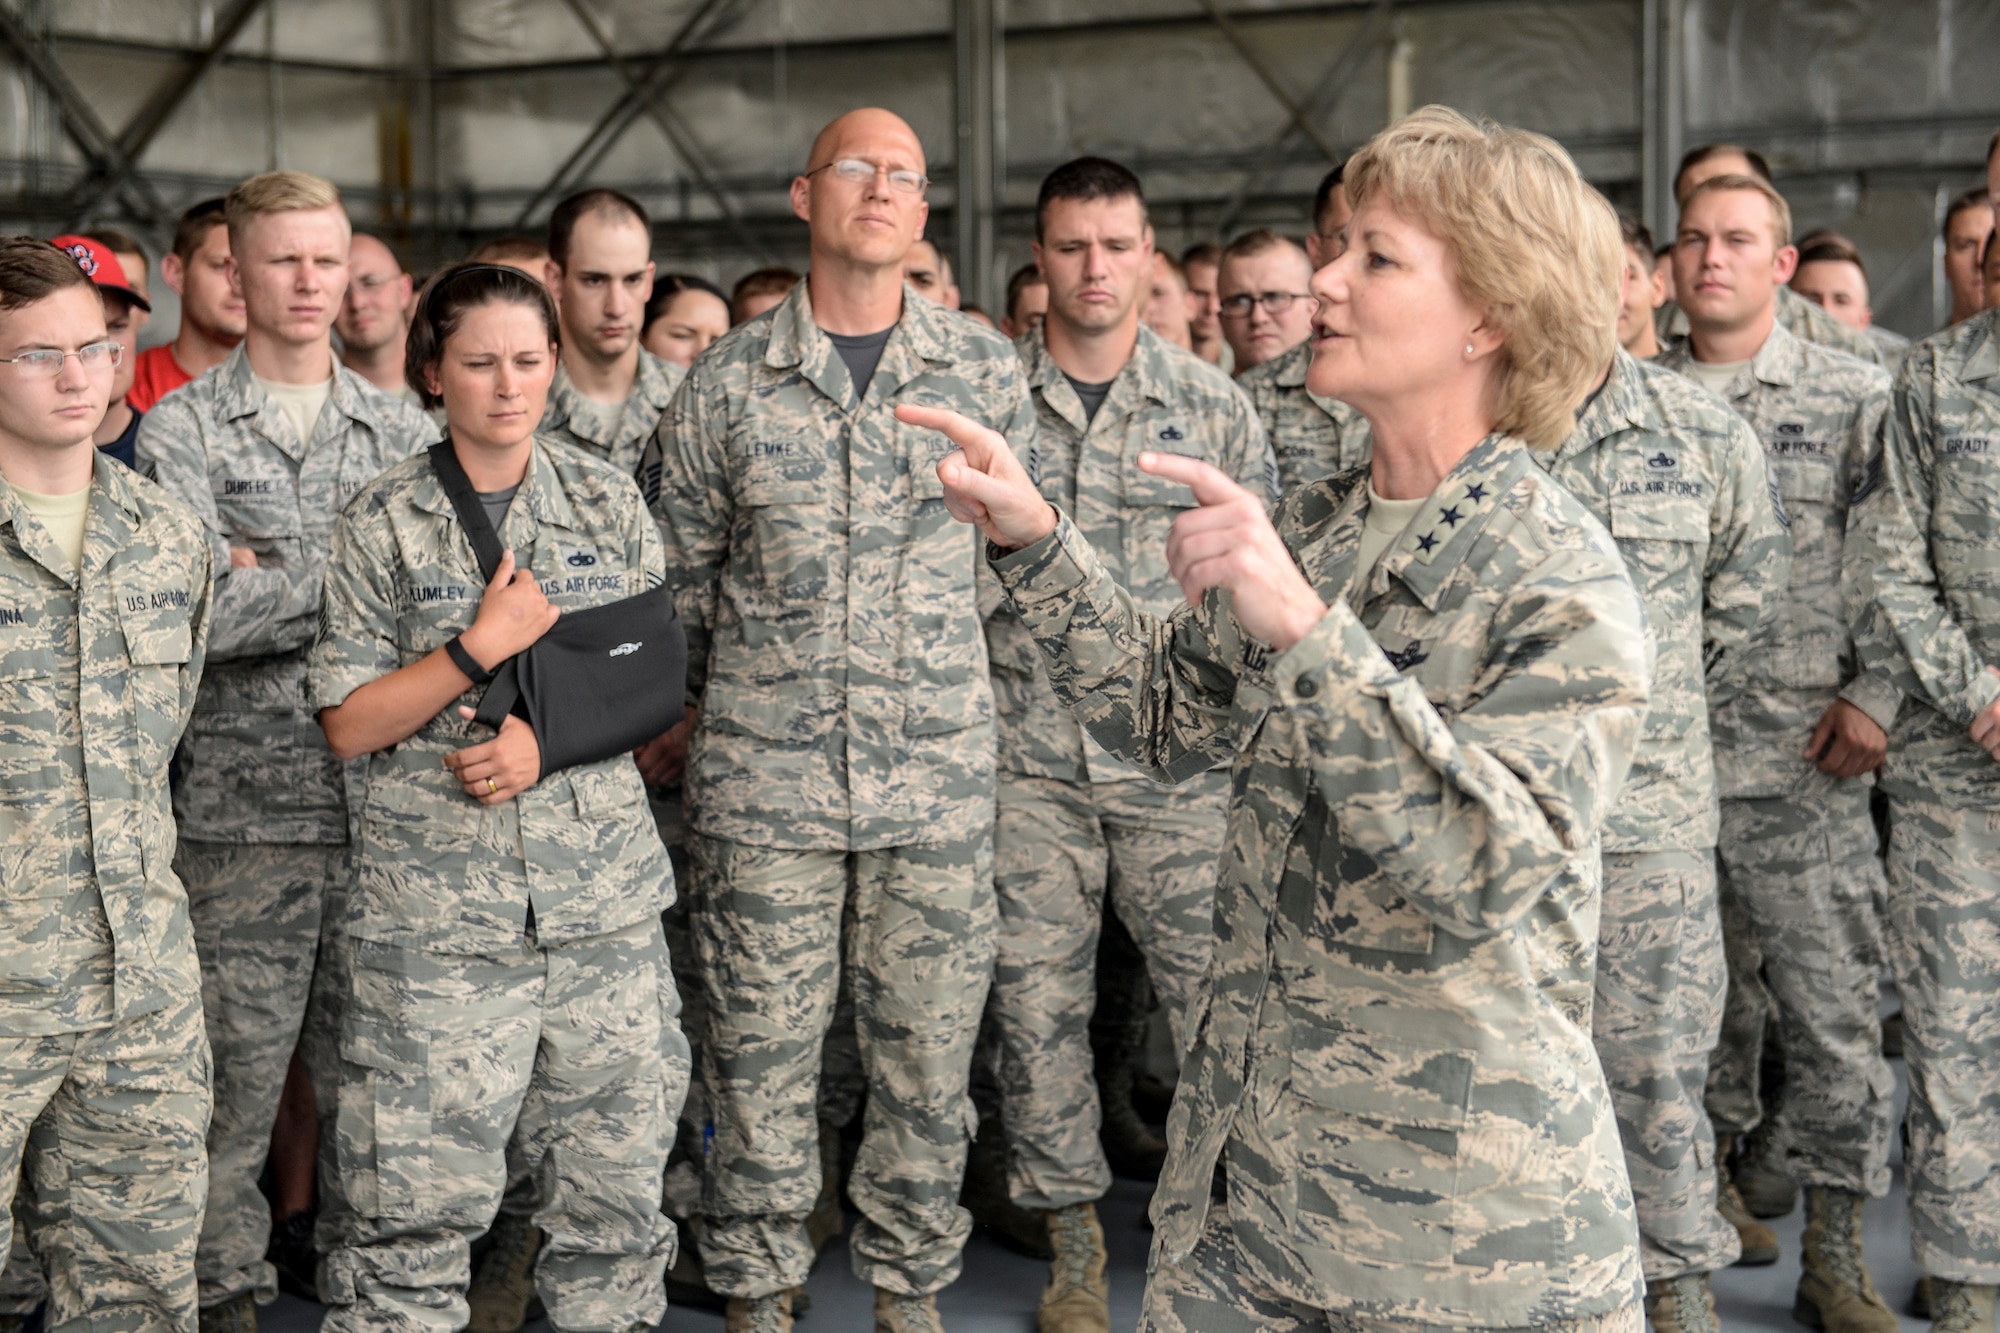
806;158;930;196
1219;292;1311;319
350;273;402;294
0;342;123;378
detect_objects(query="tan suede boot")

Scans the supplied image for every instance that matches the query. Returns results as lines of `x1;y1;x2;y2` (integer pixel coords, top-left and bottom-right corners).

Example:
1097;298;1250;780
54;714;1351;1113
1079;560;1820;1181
1930;1281;1999;1333
1793;1186;1897;1333
1716;1136;1779;1268
465;1216;543;1333
1037;1202;1110;1333
874;1287;946;1333
723;1288;796;1333
1644;1272;1720;1333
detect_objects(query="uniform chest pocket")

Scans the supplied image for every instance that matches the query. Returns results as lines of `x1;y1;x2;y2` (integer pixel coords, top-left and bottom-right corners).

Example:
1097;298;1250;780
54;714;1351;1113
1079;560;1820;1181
1286;1031;1473;1265
116;592;193;759
731;471;829;614
1768;454;1837;506
1609;489;1708;598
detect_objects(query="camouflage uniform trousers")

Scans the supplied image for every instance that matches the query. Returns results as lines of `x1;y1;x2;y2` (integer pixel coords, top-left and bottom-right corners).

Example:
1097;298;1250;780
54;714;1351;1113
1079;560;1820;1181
652;785;709;1223
1137;1198;1644;1333
1709;793;1894;1195
691;831;995;1299
1591;849;1739;1279
319;916;681;1333
0;988;212;1333
301;855;354;1260
177;839;347;1308
990;771;1225;1210
1882;795;2000;1283
1703;875;1774;1141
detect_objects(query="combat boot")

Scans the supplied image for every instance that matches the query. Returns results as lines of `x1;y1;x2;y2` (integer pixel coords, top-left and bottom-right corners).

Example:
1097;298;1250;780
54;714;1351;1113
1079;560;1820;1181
1715;1137;1778;1267
805;1119;845;1257
874;1288;946;1333
1912;1276;1935;1320
1038;1202;1110;1333
197;1293;258;1333
1734;1126;1799;1219
1644;1273;1720;1333
465;1214;544;1333
1098;1060;1167;1181
1929;1281;1999;1333
1794;1187;1897;1333
723;1288;796;1333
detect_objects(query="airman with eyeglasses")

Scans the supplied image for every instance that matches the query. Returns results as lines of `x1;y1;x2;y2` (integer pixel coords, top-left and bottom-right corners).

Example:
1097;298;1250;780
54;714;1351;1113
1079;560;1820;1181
1215;229;1316;375
0;340;123;377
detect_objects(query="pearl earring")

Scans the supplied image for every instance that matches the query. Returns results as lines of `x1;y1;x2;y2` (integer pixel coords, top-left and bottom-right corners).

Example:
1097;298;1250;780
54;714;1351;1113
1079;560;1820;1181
1465;343;1475;356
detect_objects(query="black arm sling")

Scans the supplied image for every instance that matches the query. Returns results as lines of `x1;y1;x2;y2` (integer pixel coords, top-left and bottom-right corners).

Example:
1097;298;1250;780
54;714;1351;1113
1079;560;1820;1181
429;440;686;780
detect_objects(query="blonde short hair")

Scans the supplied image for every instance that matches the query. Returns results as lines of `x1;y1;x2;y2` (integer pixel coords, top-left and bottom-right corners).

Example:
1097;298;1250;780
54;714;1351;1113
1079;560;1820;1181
1680;173;1793;249
1343;106;1621;450
224;170;347;248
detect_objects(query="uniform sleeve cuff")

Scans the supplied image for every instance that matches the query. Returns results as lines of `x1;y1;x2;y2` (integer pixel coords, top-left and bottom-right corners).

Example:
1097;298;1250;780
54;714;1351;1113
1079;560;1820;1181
1271;597;1400;711
988;509;1088;605
1838;671;1903;733
1955;667;2000;727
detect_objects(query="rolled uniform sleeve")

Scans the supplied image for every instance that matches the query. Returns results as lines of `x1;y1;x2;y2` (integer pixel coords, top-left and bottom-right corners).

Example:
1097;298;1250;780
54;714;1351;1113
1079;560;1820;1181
138;397;326;663
308;508;402;714
1271;548;1649;939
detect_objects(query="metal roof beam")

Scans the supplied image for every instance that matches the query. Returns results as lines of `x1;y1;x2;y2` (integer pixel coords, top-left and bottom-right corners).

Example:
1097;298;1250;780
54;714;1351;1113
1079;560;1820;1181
68;0;269;218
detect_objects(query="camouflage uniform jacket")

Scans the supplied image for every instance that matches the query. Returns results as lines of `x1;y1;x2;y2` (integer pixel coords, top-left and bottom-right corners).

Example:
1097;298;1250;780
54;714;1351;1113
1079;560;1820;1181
992;432;1649;1325
1659;285;1886;367
0;455;212;1036
1845;308;2000;809
540;347;686;478
1657;321;1899;797
646;280;1036;851
136;345;434;843
1540;349;1788;851
308;438;673;955
1236;340;1371;491
989;323;1275;785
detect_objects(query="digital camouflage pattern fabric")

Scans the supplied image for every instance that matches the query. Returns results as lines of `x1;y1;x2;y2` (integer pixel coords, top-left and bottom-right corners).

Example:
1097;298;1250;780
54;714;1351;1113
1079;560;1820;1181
0;455;215;1333
1540;349;1786;1281
1541;348;1787;852
991;432;1649;1326
989;323;1271;1209
1660;320;1899;1221
1845;307;2000;1279
1234;340;1371;493
1138;1200;1643;1333
309;438;688;1330
0;455;213;1034
309;439;682;956
690;833;994;1300
538;348;686;479
1590;851;1736;1279
319;917;680;1333
994;322;1276;786
1657;320;1898;794
645;280;1036;851
135;345;434;845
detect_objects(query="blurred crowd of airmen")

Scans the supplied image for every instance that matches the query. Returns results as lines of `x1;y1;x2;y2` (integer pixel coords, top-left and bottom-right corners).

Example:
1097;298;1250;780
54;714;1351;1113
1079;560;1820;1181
0;93;1999;1333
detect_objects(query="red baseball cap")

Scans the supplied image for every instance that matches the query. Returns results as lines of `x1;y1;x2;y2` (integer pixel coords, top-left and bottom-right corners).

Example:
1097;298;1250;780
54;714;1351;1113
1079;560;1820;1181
47;234;152;313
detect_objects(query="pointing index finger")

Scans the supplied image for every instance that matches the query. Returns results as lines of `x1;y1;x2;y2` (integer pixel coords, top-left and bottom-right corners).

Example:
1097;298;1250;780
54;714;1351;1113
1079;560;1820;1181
1138;451;1245;507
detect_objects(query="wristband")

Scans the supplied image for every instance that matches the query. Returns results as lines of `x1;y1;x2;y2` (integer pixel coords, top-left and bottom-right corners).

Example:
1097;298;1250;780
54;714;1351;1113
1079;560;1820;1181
445;635;494;684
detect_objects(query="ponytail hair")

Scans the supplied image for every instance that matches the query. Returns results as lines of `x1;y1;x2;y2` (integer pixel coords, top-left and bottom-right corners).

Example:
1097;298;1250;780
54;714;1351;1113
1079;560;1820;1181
405;262;560;410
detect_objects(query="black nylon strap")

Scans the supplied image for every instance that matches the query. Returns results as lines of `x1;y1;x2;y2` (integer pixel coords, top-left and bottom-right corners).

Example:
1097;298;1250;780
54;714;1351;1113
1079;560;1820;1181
443;635;493;684
427;440;506;582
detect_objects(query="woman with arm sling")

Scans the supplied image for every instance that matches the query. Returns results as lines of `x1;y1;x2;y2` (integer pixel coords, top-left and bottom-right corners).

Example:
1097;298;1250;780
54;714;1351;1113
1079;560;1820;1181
308;263;687;1333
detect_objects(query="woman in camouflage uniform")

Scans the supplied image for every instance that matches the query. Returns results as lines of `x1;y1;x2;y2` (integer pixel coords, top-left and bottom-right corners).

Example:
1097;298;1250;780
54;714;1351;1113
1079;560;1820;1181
308;264;686;1333
901;107;1652;1333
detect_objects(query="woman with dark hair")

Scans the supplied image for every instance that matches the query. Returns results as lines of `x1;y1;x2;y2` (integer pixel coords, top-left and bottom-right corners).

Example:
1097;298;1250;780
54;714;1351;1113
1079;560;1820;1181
641;272;730;369
307;262;686;1333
